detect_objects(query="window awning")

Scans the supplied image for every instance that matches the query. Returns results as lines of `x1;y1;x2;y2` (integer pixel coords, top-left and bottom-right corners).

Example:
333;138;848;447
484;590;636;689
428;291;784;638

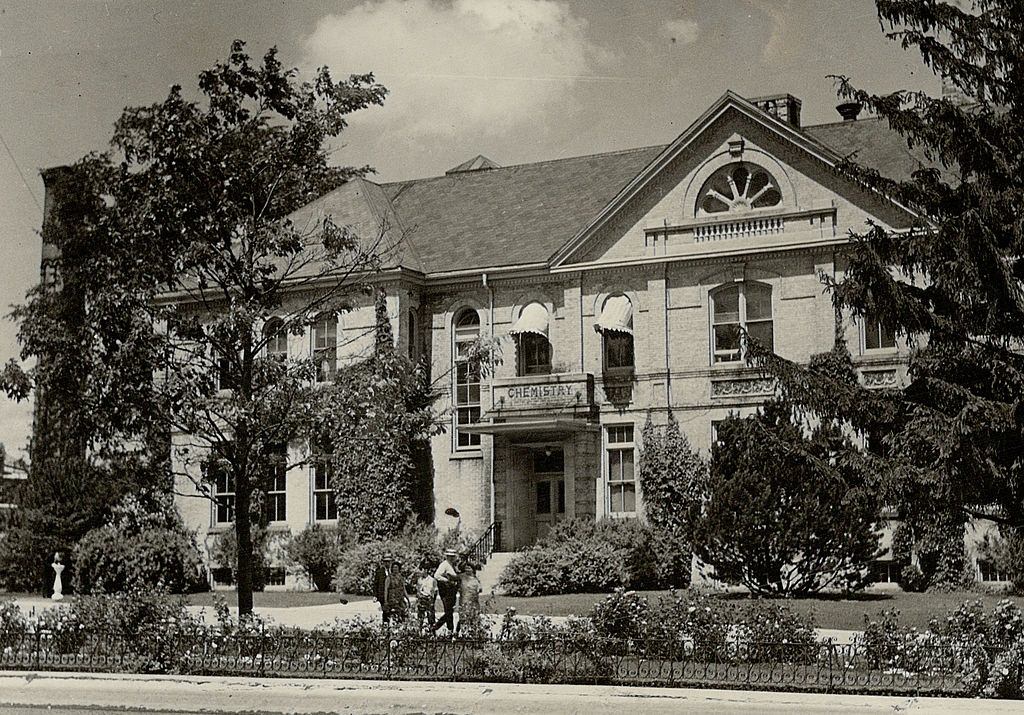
596;295;633;335
509;302;549;338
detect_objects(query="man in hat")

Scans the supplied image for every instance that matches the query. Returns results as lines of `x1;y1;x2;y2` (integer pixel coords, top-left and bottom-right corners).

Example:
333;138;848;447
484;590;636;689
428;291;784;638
432;549;460;634
373;551;408;625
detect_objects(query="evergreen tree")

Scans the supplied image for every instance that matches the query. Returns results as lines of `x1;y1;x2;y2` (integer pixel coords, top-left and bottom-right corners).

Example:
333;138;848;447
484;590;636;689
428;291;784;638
637;411;707;586
697;400;880;597
748;0;1024;588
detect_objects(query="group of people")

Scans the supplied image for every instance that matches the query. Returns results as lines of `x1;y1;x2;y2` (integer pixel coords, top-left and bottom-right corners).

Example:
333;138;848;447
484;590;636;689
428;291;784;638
371;548;482;634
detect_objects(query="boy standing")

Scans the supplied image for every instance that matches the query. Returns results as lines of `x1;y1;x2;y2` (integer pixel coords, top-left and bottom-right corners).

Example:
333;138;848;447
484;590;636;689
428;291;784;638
415;562;438;630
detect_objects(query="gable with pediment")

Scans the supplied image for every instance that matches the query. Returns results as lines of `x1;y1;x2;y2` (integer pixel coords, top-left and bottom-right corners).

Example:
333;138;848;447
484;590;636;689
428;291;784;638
559;106;916;267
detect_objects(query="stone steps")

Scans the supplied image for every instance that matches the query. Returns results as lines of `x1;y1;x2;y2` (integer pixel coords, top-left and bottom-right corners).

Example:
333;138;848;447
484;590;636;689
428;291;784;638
477;551;517;595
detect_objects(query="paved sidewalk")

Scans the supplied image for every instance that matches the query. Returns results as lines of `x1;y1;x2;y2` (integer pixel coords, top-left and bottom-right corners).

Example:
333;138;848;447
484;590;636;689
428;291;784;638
1;671;1018;715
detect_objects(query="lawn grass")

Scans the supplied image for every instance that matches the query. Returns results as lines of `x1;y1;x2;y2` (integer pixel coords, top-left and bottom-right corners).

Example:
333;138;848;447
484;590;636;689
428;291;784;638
483;589;1024;631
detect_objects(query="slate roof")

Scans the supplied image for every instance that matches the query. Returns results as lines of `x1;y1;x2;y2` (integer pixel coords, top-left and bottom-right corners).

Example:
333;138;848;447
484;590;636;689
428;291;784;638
296;108;940;276
383;146;664;274
803;117;946;185
288;177;423;274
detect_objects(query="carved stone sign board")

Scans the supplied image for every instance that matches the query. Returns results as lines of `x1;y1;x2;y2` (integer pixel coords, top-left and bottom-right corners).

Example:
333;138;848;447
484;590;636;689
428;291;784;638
493;374;595;411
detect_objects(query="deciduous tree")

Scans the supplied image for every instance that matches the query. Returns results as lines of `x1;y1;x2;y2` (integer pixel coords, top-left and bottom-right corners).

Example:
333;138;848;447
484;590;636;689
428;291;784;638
5;41;388;613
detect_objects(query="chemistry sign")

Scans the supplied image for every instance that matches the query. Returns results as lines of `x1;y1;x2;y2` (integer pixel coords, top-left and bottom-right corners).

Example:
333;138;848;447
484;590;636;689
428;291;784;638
494;374;595;411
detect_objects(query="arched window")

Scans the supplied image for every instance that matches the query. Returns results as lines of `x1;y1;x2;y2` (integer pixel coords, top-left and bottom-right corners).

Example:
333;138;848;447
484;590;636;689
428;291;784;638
710;282;773;363
264;317;288;362
510;302;551;376
311;313;337;382
697;163;782;216
596;295;634;370
453;308;481;450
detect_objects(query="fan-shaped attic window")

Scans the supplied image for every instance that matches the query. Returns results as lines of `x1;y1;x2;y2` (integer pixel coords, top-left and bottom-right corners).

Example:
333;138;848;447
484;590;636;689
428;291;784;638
697;163;782;216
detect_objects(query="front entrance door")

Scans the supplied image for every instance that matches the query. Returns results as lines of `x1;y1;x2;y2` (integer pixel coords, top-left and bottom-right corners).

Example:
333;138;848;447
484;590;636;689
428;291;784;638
533;447;565;539
534;478;565;538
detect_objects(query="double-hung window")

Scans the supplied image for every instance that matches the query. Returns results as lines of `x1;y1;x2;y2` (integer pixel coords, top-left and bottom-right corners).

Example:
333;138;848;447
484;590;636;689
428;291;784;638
210;461;235;525
711;282;773;363
265;446;287;523
312;314;338;382
265;318;288;362
863;314;896;351
606;425;636;514
312;460;337;521
453;309;481;450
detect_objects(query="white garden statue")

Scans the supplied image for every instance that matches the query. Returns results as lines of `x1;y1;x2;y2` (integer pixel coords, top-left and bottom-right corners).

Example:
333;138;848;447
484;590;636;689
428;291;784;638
51;552;64;601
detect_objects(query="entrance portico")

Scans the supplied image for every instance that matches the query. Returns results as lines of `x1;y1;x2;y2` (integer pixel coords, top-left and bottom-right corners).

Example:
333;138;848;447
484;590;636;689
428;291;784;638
462;373;600;550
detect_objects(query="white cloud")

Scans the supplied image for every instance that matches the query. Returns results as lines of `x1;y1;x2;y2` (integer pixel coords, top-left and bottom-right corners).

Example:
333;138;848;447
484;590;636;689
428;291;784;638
303;0;611;140
662;18;699;46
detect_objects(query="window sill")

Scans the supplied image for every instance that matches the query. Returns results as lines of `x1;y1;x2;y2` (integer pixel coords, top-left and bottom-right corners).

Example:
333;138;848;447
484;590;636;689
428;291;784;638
450;450;483;461
207;525;233;534
601;367;635;379
265;523;291;533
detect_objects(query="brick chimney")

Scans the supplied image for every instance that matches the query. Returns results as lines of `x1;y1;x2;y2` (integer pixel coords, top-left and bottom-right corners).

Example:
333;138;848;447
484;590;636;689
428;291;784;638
749;93;802;128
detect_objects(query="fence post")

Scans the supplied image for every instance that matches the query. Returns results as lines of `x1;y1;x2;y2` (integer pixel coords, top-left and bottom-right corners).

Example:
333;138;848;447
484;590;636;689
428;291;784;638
259;620;266;678
826;643;834;694
33;628;39;670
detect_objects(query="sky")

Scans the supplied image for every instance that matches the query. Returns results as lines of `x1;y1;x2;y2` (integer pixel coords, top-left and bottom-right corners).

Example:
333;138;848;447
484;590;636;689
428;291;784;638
0;0;938;460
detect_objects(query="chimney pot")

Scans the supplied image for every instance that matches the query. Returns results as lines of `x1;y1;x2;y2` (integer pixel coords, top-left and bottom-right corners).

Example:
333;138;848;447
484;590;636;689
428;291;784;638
836;101;863;121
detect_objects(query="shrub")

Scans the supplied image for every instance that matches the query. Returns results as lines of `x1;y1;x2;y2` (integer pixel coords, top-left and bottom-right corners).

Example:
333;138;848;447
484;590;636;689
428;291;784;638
734;601;818;663
590;588;651;641
73;493;206;594
497;548;562;597
286;524;348;591
893;517;975;592
33;589;199;671
333;522;442;595
697;400;880;597
648;590;733;656
899;563;929;593
210;524;272;591
985;641;1024;699
497;518;678;597
855;600;1024;696
0;600;28;651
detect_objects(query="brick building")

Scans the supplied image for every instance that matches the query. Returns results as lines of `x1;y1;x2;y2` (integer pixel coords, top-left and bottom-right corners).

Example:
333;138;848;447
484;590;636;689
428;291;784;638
40;90;1006;589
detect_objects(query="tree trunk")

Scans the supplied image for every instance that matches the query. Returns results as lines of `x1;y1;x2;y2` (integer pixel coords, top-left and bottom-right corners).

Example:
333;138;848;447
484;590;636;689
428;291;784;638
235;335;256;617
235;479;254;617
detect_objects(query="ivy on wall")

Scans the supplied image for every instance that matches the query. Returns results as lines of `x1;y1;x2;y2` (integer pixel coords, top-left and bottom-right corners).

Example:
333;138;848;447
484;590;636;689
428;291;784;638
637;411;708;587
316;289;437;543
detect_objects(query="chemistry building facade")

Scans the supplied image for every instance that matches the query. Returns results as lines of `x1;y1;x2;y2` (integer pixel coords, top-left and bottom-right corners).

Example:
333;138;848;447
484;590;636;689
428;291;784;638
165;91;941;586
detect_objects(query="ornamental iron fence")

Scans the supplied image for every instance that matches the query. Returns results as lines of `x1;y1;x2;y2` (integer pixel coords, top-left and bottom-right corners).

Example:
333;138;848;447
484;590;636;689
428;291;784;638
0;625;994;696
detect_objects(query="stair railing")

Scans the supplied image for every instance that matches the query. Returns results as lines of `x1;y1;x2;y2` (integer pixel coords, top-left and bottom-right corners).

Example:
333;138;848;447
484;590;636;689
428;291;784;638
467;521;501;567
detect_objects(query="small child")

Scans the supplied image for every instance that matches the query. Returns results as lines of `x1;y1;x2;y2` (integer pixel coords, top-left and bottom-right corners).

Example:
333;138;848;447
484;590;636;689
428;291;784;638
415;562;438;631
